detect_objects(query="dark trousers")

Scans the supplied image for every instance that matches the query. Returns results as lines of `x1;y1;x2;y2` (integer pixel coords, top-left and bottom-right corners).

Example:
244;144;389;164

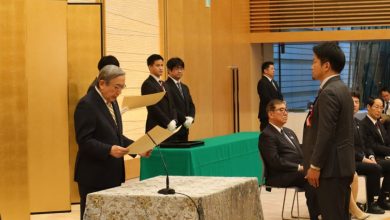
356;159;390;203
78;183;107;220
316;177;353;220
266;171;320;220
356;162;382;203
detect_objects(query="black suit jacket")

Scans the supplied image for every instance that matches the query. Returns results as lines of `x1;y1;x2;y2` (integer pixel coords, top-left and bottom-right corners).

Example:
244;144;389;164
354;118;375;162
302;76;355;178
259;125;303;184
74;88;133;188
360;116;390;159
141;75;177;132
164;77;195;140
257;77;283;121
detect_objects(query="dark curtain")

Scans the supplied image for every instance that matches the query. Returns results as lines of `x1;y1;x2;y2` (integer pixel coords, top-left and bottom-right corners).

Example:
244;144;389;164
350;41;390;105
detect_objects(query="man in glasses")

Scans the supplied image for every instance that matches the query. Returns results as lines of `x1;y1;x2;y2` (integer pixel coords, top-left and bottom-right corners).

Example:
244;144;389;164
359;97;390;211
259;99;319;220
164;57;195;141
74;65;151;220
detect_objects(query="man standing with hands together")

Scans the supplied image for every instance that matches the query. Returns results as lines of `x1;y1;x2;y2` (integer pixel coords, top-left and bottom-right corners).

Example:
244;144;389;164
302;42;355;220
164;57;195;141
141;54;177;135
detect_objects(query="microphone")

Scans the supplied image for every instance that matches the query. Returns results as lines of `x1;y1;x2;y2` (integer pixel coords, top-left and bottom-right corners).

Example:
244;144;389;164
146;133;175;195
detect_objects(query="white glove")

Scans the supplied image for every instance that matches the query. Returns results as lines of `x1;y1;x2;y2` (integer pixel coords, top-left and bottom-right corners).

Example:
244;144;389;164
183;116;194;129
167;120;177;131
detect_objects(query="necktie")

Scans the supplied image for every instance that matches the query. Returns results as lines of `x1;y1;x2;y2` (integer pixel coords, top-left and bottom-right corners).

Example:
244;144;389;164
159;80;165;91
271;80;278;90
177;82;184;97
375;122;384;143
107;102;117;125
281;129;296;149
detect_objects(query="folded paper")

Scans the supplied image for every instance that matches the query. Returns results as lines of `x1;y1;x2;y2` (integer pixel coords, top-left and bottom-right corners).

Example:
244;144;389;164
126;125;181;154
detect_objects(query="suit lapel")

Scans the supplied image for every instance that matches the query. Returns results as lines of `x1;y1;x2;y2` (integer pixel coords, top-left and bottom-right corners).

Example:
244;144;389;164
112;101;122;132
148;75;164;92
284;129;303;155
270;126;300;153
365;118;384;144
92;89;120;132
168;78;185;102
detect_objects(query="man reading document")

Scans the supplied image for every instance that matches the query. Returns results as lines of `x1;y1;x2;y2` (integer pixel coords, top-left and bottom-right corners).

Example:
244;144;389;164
74;65;152;220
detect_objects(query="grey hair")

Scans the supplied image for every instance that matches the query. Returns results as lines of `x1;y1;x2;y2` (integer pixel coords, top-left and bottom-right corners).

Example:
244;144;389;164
97;65;125;87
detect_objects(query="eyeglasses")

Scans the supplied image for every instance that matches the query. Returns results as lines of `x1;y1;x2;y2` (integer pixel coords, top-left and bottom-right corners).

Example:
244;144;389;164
110;83;126;91
173;66;184;71
371;105;384;110
273;108;288;113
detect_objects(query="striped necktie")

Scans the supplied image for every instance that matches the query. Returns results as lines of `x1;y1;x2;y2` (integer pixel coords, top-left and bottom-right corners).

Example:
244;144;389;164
107;102;117;125
375;122;384;143
177;82;184;97
159;80;165;91
281;129;296;148
385;101;390;115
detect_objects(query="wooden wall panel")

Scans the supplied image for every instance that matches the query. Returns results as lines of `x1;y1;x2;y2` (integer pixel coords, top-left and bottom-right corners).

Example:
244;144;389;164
211;0;235;136
166;0;214;139
0;1;30;219
105;0;161;141
26;0;70;212
165;0;258;138
67;3;102;203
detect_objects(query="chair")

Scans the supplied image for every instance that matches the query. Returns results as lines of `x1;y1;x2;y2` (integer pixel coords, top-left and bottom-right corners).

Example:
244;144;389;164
260;182;308;220
258;152;309;220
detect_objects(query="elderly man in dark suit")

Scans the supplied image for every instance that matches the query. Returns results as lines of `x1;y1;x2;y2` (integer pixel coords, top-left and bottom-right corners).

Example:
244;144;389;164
257;61;283;131
302;42;355;220
164;57;195;141
351;93;386;214
141;54;177;135
359;97;390;211
74;65;151;220
259;99;319;220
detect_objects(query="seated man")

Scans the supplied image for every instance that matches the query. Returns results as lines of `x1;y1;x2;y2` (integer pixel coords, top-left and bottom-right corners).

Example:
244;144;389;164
259;99;319;220
359;97;390;211
352;93;387;214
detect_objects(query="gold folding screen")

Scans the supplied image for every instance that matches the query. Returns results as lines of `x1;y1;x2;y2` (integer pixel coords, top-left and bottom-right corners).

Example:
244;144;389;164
67;3;102;203
0;1;30;219
250;0;390;32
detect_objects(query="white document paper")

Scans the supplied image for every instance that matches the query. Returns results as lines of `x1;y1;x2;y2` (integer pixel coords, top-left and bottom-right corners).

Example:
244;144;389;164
122;92;165;110
126;125;181;154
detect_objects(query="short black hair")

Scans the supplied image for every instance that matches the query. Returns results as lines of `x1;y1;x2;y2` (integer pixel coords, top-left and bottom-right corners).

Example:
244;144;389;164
313;42;345;73
97;55;120;71
147;54;164;66
266;99;285;113
380;87;390;94
167;57;185;71
366;97;384;107
351;91;360;99
261;61;274;73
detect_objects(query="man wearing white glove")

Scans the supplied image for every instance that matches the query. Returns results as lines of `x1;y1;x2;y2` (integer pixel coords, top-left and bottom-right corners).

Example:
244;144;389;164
167;119;177;131
141;54;177;136
164;57;196;141
183;116;194;129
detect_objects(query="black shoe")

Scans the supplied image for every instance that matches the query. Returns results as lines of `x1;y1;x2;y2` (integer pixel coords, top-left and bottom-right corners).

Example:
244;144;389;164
367;202;385;214
378;200;390;210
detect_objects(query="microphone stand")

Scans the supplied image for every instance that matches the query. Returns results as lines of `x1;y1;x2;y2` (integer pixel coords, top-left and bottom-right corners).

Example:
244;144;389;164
146;133;175;195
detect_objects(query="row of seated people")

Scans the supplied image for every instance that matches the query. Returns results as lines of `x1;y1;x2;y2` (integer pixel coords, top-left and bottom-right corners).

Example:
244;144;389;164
259;94;390;220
